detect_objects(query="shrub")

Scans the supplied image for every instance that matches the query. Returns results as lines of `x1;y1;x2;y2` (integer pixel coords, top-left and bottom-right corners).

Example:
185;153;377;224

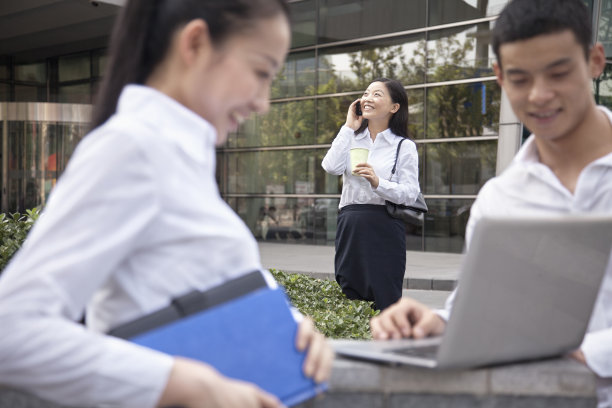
271;269;379;340
0;208;40;273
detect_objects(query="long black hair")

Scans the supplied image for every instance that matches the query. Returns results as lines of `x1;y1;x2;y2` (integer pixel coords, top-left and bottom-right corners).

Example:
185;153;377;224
91;0;290;130
354;77;410;139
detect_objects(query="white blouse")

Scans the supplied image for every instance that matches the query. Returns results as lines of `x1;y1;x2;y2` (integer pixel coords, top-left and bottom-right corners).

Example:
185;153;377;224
0;85;265;408
321;125;420;209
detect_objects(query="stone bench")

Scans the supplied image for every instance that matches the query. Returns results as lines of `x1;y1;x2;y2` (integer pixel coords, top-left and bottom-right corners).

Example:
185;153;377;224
0;356;599;408
296;356;599;408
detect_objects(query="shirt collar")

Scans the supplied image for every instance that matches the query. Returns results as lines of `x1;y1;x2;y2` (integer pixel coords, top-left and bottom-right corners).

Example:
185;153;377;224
513;105;612;168
117;85;216;164
355;127;397;143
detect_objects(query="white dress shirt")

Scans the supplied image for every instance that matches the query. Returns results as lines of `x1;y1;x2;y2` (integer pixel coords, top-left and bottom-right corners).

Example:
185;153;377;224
321;125;420;208
0;85;267;408
439;106;612;407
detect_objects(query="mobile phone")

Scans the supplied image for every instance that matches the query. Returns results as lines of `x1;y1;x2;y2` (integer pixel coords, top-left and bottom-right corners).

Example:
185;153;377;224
355;101;362;116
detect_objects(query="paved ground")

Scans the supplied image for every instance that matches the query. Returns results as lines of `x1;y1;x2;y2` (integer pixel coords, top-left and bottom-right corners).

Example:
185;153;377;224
258;242;462;309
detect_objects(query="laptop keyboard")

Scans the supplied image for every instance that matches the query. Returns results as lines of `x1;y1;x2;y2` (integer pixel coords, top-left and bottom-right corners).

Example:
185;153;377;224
391;344;440;359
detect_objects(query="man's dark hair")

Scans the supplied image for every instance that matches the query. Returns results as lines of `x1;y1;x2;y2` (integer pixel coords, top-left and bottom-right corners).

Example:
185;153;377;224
492;0;592;67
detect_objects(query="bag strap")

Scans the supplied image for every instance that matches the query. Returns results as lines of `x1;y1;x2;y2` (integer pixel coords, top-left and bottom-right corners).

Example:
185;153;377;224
389;137;406;180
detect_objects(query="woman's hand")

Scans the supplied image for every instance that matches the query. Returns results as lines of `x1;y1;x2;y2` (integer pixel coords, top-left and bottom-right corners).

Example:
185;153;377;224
296;317;335;384
157;357;282;408
353;163;379;188
345;99;363;131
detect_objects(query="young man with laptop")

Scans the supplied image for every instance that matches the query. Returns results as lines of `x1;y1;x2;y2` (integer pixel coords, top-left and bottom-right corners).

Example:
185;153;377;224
367;0;612;405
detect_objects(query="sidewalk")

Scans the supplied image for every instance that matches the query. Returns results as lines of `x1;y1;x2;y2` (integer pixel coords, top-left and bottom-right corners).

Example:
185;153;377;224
258;242;464;309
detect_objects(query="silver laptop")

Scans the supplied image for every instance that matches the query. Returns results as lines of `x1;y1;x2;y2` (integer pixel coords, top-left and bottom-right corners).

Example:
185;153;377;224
334;216;612;369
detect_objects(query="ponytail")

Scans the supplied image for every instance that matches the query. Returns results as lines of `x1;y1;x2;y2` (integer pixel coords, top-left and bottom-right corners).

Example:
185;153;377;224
91;0;161;130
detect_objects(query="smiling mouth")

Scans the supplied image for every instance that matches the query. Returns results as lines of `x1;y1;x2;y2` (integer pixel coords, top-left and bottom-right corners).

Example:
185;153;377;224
529;109;561;119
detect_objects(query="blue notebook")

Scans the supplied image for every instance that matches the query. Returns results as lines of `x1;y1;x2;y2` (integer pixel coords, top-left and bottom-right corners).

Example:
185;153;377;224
110;272;327;406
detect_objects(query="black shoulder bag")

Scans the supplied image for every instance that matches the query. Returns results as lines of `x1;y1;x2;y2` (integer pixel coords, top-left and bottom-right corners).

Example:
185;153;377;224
385;138;428;224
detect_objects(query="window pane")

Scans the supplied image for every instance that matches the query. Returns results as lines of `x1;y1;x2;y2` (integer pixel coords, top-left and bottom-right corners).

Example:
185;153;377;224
227;196;339;245
426;23;495;83
273;50;315;99
14;62;46;83
226;149;334;194
426;81;500;139
227;100;316;148
317;33;426;95
424;198;474;253
0;65;8;80
58;83;91;104
422;140;497;195
316;96;354;144
0;83;9;101
429;0;508;26
290;0;317;48
14;85;43;102
58;53;90;82
319;0;426;44
92;50;108;78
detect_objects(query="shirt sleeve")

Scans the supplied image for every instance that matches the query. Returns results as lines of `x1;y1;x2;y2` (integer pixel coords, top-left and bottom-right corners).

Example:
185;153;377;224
375;138;420;206
0;126;174;408
321;126;353;175
582;329;612;377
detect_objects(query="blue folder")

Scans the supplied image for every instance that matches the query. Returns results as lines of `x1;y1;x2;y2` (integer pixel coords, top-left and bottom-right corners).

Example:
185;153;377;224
110;272;327;406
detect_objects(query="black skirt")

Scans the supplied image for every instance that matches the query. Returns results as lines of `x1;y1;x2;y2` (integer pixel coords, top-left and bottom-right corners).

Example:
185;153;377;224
334;204;406;310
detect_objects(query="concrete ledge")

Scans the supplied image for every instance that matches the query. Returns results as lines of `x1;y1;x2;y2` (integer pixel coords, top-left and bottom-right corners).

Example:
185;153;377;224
295;356;598;408
1;356;596;408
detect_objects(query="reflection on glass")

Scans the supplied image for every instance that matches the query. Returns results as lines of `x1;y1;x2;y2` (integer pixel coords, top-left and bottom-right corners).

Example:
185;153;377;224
426;80;500;138
226;149;334;195
318;34;426;94
422;140;496;195
424;198;475;253
429;0;508;26
273;51;315;99
14;62;46;83
597;1;612;63
594;64;612;108
58;83;91;104
14;85;42;102
6;121;84;212
426;23;495;82
290;0;317;48
316;96;354;144
228;197;339;245
58;53;90;82
92;51;108;78
0;83;9;101
319;0;426;43
408;89;425;140
227;100;316;148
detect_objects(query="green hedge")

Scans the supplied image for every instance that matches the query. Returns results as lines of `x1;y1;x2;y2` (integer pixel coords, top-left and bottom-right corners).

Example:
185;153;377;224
0;209;376;339
0;208;40;272
271;269;378;339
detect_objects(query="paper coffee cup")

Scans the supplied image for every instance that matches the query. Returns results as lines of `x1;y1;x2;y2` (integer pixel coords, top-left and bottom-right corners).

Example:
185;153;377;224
350;148;369;174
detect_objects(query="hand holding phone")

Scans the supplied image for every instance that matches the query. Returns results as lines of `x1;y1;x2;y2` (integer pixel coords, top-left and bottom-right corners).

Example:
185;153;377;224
355;101;362;116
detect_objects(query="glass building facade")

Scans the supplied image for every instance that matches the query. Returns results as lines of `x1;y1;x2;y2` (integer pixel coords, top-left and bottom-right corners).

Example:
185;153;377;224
0;0;609;253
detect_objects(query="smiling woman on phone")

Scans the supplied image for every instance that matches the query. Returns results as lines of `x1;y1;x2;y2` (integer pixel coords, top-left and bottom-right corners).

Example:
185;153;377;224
322;78;422;310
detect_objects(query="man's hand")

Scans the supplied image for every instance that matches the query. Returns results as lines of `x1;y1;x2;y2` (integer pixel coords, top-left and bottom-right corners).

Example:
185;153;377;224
568;349;587;365
370;297;446;340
